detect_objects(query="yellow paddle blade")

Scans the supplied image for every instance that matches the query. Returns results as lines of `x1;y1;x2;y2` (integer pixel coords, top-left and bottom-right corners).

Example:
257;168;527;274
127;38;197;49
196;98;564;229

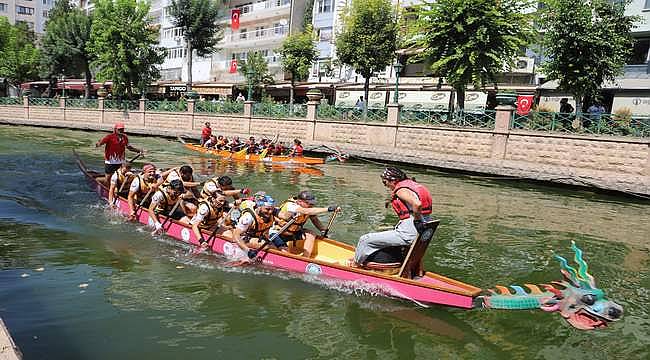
258;149;268;160
233;147;248;157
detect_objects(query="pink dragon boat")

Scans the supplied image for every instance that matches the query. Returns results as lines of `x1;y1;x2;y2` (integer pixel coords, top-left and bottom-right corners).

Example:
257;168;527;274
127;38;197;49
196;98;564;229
74;150;624;330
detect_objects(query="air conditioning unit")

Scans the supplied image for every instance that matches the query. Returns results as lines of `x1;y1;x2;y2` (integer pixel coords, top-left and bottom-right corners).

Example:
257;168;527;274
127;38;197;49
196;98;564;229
509;57;535;74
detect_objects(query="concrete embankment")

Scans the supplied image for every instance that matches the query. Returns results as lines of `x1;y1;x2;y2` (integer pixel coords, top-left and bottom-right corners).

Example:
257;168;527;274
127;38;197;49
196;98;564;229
0;99;648;196
0;318;21;360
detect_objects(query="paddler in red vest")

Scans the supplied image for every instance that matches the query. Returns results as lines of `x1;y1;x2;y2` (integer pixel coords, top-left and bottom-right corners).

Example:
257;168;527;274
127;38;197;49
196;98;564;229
229;195;278;261
108;162;133;207
127;163;161;220
95;122;142;184
288;139;303;157
271;190;340;257
200;122;211;146
351;167;432;270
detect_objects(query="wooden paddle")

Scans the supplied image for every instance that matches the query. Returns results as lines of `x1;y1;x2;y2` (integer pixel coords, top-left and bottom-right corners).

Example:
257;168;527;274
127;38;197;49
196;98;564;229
321;208;340;238
192;205;236;255
155;198;182;234
228;216;299;266
129;188;153;220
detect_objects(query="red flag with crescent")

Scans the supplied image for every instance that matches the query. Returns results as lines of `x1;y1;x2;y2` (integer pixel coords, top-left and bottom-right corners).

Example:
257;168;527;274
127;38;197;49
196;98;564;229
229;59;238;74
231;9;241;30
516;95;534;115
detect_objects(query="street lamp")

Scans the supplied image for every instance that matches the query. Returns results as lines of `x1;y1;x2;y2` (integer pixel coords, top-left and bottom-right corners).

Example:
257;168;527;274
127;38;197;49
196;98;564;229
61;71;66;98
393;61;403;104
246;68;254;101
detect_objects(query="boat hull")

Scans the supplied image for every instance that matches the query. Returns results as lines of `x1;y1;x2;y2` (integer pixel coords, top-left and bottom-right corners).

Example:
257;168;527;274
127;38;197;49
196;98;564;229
75;153;480;309
184;143;325;165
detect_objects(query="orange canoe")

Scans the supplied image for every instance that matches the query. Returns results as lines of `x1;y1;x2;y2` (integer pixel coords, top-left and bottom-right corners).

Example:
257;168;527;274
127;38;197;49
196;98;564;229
184;143;325;165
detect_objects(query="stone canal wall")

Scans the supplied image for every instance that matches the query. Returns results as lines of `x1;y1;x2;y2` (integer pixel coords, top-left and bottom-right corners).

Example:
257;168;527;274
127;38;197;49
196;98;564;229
0;98;648;195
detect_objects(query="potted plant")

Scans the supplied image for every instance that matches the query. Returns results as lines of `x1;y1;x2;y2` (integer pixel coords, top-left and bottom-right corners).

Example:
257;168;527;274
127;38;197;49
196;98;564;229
495;89;517;106
306;88;323;102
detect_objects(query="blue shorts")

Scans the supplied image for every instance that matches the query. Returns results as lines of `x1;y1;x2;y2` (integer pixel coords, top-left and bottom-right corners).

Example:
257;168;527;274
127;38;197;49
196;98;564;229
271;230;304;248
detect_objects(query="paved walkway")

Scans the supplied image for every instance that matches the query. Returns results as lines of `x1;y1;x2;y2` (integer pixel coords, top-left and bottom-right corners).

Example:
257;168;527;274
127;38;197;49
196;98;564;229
0;318;21;360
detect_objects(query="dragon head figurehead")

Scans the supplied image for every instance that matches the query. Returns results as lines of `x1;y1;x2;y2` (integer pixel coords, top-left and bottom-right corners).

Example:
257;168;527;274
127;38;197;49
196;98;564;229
481;241;623;330
540;241;623;330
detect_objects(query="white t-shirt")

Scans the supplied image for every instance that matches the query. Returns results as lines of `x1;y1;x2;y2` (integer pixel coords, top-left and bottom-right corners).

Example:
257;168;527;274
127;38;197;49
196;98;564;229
236;212;255;232
150;191;166;207
165;169;181;183
190;202;211;225
203;181;220;196
110;172;119;186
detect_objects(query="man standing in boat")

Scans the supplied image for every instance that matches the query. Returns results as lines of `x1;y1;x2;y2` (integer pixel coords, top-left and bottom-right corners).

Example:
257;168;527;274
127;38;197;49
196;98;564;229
271;190;339;258
95;122;142;183
351;167;432;271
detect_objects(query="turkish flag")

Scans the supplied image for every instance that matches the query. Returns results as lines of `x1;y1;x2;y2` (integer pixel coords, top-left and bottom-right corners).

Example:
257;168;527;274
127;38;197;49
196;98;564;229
231;9;241;30
229;59;238;73
516;95;534;115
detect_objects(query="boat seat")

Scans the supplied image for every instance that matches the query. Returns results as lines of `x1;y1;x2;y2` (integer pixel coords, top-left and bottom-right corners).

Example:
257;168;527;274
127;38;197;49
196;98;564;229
398;220;440;279
364;261;401;275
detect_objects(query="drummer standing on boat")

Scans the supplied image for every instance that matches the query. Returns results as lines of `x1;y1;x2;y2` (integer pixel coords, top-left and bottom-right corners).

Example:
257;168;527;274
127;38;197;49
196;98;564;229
351;167;432;269
95;122;142;183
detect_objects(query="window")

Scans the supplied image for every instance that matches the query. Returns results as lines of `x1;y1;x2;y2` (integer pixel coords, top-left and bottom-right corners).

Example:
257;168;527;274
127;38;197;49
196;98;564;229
255;26;266;38
0;3;7;12
273;23;285;35
239;28;247;39
317;0;331;13
16;5;34;15
318;27;332;41
630;38;650;64
42;10;48;17
166;47;187;59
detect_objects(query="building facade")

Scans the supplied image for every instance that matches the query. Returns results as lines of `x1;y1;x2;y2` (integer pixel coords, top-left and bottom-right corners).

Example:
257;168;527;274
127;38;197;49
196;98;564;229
1;0;55;33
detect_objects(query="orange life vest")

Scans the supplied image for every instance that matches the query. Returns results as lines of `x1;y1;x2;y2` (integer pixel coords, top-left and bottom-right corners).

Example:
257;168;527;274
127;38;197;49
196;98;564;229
242;208;274;239
275;199;309;235
197;199;227;228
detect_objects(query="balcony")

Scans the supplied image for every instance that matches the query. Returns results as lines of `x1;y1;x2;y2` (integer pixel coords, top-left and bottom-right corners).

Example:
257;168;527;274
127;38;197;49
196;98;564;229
221;25;289;48
222;0;290;25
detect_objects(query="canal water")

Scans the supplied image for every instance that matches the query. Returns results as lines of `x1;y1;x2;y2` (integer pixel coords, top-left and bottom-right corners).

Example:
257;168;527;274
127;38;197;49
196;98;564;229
0;124;648;359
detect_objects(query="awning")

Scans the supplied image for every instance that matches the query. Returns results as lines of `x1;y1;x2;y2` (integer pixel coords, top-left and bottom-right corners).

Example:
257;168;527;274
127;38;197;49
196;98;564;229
539;78;650;91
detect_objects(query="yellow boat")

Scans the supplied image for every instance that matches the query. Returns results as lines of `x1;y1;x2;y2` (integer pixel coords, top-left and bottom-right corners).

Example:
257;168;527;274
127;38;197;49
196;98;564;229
183;142;325;165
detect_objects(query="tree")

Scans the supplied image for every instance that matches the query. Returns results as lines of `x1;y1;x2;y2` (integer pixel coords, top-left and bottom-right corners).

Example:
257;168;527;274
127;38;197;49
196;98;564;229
41;5;95;98
409;0;533;110
278;27;317;105
238;51;274;101
169;0;223;91
0;18;41;88
540;0;636;112
336;0;397;116
89;0;164;98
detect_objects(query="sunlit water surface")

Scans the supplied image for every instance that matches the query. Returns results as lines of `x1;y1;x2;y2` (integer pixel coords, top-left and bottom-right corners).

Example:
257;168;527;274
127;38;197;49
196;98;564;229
0;125;648;359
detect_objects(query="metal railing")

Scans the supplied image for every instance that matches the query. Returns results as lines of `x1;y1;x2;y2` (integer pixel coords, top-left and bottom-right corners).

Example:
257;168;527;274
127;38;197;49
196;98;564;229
145;100;187;112
65;98;99;109
104;99;139;112
511;111;650;137
316;104;387;122
400;109;496;129
253;102;306;118
28;97;58;107
195;100;244;114
0;97;22;105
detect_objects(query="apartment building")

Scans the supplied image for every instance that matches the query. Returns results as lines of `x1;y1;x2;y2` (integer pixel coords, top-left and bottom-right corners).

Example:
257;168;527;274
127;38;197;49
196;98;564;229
1;0;55;33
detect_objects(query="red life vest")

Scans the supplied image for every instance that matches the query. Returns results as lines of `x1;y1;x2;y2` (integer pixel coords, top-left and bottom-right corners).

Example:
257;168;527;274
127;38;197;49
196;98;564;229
390;179;432;220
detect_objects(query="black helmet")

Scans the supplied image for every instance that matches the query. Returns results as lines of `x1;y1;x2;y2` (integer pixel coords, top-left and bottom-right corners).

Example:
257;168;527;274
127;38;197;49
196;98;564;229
217;175;232;187
169;179;184;193
381;167;407;182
